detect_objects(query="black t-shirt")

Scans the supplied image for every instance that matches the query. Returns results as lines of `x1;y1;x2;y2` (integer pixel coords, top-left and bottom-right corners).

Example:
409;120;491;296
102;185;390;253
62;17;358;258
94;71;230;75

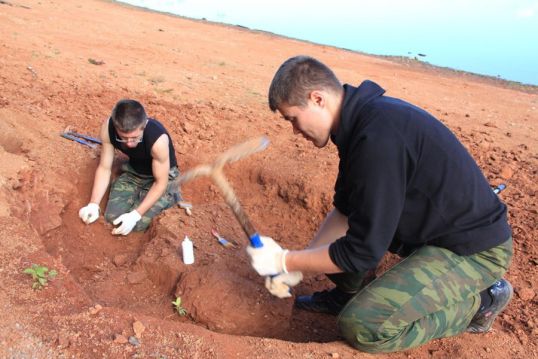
108;118;178;175
328;81;511;273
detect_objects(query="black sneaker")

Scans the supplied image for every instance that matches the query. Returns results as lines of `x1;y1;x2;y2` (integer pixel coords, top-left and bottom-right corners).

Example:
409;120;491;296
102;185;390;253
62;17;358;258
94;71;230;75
294;287;356;316
467;279;513;333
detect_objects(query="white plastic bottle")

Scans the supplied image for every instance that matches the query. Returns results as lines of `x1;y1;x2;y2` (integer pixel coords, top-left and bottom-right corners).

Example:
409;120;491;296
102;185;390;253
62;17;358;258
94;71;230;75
182;236;194;265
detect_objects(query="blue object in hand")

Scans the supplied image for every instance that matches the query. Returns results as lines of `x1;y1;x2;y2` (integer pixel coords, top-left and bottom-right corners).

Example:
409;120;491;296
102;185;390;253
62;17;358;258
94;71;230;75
249;233;263;248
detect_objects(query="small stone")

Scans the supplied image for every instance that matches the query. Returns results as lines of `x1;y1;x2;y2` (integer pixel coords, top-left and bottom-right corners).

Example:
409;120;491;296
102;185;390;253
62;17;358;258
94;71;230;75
113;254;128;267
479;141;491;150
58;333;70;348
89;304;103;315
113;334;128;344
331;353;340;358
500;166;514;179
133;320;145;338
485;347;491;353
128;336;140;346
182;122;193;134
517;287;535;301
127;271;147;284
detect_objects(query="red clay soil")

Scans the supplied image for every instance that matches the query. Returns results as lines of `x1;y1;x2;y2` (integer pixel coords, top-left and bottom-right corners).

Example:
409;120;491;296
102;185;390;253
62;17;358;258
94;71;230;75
0;1;537;358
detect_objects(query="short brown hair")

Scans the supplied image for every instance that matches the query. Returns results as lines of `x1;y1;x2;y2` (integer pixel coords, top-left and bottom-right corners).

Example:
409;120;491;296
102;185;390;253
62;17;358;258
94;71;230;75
111;99;147;132
268;56;342;112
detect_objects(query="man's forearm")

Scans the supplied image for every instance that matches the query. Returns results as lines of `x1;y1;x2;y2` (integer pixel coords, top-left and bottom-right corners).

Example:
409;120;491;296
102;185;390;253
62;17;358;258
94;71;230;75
135;179;168;216
286;245;342;274
308;208;349;249
89;166;111;205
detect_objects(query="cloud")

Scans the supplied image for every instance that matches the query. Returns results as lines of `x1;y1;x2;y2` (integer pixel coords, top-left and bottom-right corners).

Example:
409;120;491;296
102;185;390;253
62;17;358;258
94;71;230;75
515;2;538;17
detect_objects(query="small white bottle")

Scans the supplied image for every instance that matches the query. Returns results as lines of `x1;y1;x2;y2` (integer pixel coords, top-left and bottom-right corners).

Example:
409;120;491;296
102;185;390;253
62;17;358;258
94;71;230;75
182;236;194;265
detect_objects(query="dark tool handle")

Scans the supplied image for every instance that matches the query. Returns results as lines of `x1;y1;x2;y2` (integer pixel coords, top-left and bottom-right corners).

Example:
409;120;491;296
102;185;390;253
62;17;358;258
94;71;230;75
175;137;270;248
61;133;97;148
66;131;102;144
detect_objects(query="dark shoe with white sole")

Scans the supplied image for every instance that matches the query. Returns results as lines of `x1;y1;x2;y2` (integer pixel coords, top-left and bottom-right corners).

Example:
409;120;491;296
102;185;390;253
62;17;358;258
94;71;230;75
467;279;513;333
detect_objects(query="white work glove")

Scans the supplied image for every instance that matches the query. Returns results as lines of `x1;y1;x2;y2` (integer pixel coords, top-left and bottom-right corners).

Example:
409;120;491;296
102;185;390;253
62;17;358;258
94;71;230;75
112;210;142;236
265;271;303;298
78;203;100;224
246;236;288;276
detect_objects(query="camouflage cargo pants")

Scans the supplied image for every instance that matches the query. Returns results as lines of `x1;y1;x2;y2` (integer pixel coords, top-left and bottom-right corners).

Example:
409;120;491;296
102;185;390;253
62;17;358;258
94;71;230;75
104;163;182;232
337;238;513;353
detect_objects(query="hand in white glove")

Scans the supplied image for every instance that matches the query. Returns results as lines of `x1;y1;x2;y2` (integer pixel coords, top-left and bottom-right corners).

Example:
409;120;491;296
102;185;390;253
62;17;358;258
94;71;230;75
246;236;288;276
78;203;100;224
265;271;303;298
112;210;142;236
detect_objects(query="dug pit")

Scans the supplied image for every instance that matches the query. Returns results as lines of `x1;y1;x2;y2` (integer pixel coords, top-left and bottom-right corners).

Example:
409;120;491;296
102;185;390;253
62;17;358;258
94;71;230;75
17;155;341;344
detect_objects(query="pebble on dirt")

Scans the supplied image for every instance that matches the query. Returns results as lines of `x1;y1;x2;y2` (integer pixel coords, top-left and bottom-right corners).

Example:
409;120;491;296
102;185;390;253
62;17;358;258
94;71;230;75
127;271;147;284
500;165;514;179
516;287;535;301
113;254;129;267
113;334;128;344
89;304;103;315
128;336;140;346
133;320;145;338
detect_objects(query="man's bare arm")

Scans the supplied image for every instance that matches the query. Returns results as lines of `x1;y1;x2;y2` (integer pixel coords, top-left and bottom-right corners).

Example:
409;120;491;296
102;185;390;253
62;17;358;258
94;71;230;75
135;134;170;216
286;208;348;273
89;119;115;205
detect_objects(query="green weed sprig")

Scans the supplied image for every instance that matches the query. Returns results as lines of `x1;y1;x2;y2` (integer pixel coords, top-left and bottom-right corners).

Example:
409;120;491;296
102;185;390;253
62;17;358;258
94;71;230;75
172;297;187;316
23;264;57;289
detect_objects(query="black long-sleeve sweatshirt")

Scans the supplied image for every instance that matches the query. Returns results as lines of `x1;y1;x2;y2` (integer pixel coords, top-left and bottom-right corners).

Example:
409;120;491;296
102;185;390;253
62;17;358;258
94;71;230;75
328;81;511;273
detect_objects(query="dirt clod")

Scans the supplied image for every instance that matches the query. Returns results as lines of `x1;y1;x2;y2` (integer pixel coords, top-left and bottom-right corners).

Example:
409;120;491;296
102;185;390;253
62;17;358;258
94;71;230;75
57;333;70;348
114;334;128;344
89;304;103;315
113;254;129;267
501;166;514;179
127;271;147;284
517;287;536;301
133;320;145;338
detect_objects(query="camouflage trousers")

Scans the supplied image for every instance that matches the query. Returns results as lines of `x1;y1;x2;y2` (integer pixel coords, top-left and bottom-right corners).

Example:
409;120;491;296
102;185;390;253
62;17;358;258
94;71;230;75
104;163;182;232
337;238;513;353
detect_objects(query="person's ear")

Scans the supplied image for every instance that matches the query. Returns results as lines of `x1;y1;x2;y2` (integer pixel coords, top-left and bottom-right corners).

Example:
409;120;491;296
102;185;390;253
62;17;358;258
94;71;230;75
309;90;325;108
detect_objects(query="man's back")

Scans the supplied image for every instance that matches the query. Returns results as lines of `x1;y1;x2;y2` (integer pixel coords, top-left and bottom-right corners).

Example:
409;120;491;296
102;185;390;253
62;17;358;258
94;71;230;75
330;82;511;272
